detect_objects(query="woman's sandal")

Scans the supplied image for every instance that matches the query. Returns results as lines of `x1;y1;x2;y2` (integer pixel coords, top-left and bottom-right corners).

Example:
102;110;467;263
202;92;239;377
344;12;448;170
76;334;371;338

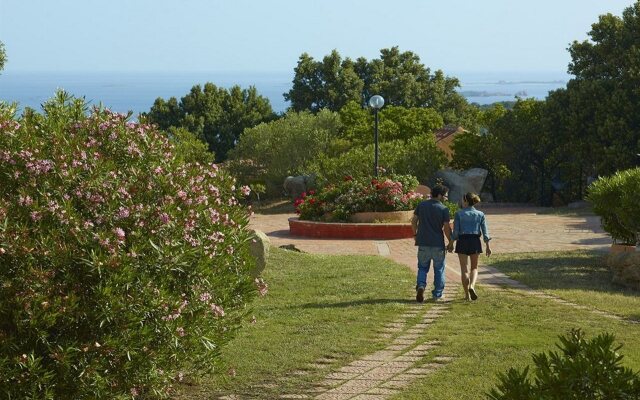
469;287;478;301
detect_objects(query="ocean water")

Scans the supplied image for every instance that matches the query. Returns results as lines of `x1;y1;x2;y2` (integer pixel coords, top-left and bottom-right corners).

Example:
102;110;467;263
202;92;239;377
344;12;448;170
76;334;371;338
0;70;570;115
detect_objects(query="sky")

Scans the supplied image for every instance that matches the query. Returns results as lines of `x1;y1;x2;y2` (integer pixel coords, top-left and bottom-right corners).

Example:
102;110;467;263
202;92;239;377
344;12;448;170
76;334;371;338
0;0;635;74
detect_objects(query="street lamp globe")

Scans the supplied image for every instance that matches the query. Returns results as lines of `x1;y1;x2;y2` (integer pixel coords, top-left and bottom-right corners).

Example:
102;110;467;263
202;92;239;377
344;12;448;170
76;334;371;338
369;95;385;109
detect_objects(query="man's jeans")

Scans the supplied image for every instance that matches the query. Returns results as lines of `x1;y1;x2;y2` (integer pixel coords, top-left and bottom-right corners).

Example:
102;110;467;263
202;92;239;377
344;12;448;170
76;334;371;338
416;246;446;299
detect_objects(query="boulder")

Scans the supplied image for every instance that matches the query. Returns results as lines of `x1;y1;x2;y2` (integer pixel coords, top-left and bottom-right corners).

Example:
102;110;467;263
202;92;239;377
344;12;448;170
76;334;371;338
415;185;431;198
434;168;488;204
480;192;494;203
283;175;315;199
248;229;270;277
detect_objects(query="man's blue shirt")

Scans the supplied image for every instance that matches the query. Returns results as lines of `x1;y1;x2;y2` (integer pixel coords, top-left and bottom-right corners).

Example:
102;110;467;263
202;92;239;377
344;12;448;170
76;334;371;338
414;199;450;248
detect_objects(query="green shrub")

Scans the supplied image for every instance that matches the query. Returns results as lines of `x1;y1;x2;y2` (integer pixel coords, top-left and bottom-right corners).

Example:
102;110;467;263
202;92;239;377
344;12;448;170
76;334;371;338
587;168;640;245
227;110;342;197
307;135;446;186
294;174;423;221
0;92;258;399
487;329;640;400
443;200;459;217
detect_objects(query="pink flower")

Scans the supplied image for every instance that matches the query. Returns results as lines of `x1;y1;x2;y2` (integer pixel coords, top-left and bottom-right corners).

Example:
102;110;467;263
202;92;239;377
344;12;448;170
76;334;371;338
114;227;126;241
210;304;225;317
176;327;185;337
116;207;130;219
240;185;251;196
18;195;33;206
255;278;268;296
159;212;170;224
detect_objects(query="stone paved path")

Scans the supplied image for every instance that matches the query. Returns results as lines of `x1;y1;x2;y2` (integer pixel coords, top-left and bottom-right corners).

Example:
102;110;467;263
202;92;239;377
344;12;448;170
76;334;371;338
240;207;614;399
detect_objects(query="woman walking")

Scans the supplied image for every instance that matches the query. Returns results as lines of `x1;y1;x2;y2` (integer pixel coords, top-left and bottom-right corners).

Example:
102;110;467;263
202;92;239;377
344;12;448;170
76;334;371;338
447;193;492;301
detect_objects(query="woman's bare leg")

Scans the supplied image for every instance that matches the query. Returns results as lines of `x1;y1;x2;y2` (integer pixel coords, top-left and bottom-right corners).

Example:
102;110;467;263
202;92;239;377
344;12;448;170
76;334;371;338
458;254;470;300
469;253;480;289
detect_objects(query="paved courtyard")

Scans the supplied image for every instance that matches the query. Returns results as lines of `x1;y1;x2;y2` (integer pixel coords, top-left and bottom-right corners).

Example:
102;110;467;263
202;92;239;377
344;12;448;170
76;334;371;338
240;207;614;399
249;207;611;284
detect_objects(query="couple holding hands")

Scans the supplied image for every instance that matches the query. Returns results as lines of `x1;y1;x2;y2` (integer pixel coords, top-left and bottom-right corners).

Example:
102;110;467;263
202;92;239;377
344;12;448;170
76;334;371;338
411;184;492;303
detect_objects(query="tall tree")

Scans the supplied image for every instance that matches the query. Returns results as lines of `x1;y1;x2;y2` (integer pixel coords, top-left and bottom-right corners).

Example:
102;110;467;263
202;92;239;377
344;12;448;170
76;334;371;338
566;1;640;175
284;51;363;112
285;47;469;123
145;83;275;161
492;98;568;205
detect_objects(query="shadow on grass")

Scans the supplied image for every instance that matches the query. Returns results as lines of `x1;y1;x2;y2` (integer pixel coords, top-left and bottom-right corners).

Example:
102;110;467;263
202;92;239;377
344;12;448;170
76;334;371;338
253;198;295;215
299;298;417;309
488;251;638;297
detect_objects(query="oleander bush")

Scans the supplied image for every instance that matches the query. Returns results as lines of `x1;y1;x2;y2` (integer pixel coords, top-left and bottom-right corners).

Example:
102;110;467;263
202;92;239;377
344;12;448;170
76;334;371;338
294;174;423;221
488;329;640;400
0;92;258;399
587;168;640;245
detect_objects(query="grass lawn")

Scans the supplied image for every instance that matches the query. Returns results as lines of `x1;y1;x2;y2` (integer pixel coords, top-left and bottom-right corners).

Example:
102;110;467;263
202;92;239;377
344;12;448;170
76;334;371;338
177;247;417;399
177;248;640;400
485;250;640;321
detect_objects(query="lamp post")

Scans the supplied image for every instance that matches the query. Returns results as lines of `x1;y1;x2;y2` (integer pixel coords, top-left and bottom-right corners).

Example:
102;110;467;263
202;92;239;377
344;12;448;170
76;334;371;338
368;95;384;177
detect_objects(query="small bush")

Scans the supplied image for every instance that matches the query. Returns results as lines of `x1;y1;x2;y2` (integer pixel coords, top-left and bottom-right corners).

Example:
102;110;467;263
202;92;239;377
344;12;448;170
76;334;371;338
587;168;640;245
487;328;640;400
0;92;257;399
227;110;342;197
294;174;423;221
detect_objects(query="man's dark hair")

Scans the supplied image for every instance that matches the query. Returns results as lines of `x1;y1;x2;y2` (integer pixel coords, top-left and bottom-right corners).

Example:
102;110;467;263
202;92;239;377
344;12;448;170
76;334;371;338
431;184;449;198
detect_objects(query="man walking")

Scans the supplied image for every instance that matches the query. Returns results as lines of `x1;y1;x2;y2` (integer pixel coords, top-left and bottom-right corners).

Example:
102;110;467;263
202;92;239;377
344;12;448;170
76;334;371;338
411;184;453;303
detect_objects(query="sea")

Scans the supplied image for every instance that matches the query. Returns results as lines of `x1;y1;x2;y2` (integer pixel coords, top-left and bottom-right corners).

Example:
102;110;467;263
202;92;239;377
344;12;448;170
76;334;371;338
0;70;571;116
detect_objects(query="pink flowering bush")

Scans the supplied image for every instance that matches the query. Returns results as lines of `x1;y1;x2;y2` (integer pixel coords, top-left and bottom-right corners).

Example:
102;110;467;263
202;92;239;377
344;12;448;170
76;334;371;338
295;174;424;221
0;92;258;399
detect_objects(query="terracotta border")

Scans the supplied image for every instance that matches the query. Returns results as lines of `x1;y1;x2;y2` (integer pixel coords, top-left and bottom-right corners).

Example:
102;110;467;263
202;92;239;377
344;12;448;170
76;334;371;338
289;217;414;239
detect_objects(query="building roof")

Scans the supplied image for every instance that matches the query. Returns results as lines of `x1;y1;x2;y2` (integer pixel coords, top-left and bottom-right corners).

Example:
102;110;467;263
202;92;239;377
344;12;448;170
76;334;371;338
434;125;467;142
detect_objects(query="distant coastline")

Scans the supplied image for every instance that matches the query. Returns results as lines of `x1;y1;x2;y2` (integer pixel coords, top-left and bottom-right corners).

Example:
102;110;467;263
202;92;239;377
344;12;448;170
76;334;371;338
0;71;571;115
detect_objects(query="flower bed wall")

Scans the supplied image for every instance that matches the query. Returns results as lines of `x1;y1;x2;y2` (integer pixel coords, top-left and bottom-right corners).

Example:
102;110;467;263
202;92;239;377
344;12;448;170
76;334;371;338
289;217;413;239
349;210;413;223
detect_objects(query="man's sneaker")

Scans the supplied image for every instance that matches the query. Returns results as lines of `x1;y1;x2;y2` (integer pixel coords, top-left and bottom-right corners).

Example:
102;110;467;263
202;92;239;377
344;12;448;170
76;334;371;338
416;287;425;303
469;287;478;301
433;296;445;302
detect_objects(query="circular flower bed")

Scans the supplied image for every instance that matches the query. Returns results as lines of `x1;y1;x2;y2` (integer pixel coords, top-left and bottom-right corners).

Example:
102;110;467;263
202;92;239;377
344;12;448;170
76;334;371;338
294;174;424;222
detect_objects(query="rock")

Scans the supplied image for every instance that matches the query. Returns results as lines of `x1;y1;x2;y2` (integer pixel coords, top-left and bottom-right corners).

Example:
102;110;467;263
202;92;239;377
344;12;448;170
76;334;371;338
480;192;494;203
248;229;270;277
415;185;431;198
283;175;315;199
434;168;488;204
607;251;640;291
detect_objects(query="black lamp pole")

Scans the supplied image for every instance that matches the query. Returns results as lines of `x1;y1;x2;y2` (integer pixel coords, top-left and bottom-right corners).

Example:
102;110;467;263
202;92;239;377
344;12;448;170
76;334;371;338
374;108;379;177
368;95;384;177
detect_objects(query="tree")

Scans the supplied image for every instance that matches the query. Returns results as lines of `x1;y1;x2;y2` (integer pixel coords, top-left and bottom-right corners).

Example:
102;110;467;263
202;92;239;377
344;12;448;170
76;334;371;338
227;110;342;195
284;51;363;112
144;83;276;161
451;104;510;201
565;1;640;176
0;41;6;73
285;47;469;123
491;98;568;205
338;101;443;146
